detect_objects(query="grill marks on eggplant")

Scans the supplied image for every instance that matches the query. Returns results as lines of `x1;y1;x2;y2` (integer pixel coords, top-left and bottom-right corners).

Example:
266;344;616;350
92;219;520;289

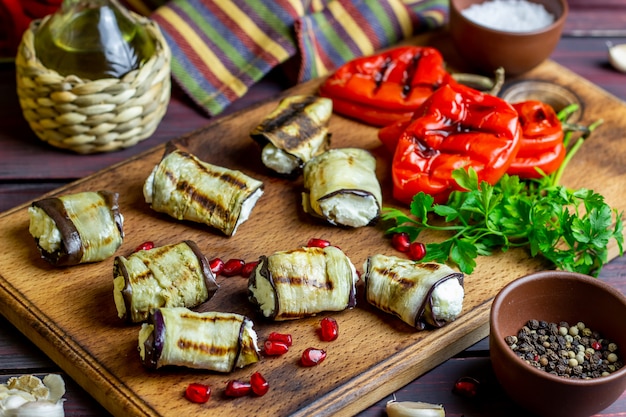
139;308;260;372
302;148;382;227
29;191;124;266
363;255;465;330
250;95;332;176
113;240;218;323
145;148;264;236
248;246;358;320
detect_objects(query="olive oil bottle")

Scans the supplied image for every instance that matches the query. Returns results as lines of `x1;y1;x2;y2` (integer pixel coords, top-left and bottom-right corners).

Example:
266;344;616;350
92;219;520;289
34;0;155;80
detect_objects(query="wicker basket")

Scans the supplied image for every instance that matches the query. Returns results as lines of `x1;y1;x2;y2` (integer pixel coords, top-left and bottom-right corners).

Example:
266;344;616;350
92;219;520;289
15;14;171;154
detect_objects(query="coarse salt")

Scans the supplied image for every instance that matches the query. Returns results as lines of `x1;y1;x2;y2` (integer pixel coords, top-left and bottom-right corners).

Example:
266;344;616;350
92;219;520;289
461;0;555;32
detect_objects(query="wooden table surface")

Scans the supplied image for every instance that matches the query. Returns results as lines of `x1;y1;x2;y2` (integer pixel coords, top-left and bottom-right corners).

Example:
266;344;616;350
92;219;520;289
2;1;626;416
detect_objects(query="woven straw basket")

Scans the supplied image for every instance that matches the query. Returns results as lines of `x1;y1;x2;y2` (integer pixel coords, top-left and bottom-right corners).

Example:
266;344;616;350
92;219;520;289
15;14;171;154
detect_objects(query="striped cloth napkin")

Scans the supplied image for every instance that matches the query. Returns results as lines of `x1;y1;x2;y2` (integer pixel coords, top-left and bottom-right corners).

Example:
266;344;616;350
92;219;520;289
128;0;448;116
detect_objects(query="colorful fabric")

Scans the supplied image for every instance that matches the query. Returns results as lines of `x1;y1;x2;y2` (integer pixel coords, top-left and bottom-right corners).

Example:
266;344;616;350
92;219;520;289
2;0;447;116
148;0;448;116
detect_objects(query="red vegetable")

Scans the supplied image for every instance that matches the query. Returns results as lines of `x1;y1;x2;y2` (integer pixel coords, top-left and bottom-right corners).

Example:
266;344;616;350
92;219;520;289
222;258;245;277
300;347;327;367
453;376;480;398
267;332;293;346
185;382;211;403
250;372;269;396
307;238;331;248
319;46;457;127
319;317;339;341
507;100;565;178
224;380;252;398
390;82;521;204
264;340;290;356
241;260;259;277
391;232;411;253
408;242;426;261
134;241;154;252
208;257;224;275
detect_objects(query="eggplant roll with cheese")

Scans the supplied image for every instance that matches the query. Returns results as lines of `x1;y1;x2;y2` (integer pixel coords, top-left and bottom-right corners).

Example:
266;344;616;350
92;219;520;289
250;95;332;176
113;240;218;323
363;254;464;329
139;307;260;372
302;148;382;228
248;246;358;320
28;190;124;266
144;148;264;236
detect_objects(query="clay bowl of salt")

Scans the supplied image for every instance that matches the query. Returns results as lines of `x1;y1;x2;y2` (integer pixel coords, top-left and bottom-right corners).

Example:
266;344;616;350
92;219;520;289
490;270;626;417
449;0;568;76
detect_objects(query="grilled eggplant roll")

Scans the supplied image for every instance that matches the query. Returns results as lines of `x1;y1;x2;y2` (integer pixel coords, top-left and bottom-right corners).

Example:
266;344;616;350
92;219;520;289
28;190;124;266
113;240;218;323
248;245;358;320
363;254;464;329
138;307;260;372
143;148;264;236
302;148;382;228
250;95;332;176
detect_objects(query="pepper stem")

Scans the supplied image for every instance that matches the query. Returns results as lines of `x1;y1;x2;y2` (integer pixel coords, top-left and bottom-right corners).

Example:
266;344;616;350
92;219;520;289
452;67;505;96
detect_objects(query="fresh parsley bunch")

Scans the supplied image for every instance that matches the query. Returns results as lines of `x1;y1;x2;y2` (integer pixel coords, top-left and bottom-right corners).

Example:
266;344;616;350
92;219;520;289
382;111;624;276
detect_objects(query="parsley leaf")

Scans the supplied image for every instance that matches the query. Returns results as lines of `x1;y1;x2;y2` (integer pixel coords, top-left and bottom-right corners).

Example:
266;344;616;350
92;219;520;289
381;114;624;276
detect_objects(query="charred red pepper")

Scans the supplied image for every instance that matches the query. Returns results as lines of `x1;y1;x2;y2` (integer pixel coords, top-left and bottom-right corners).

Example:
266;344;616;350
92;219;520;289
318;46;457;127
507;100;565;178
391;83;521;204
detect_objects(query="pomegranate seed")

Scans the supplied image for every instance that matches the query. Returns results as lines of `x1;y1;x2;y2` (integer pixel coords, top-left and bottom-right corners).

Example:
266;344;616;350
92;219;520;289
134;241;154;252
209;258;224;275
300;347;327;367
452;376;480;398
241;261;259;277
592;341;602;350
185;382;211;403
267;332;293;347
408;242;426;261
307;238;331;248
391;232;411;253
224;380;251;397
319;317;339;341
250;372;269;396
222;258;245;277
264;340;289;356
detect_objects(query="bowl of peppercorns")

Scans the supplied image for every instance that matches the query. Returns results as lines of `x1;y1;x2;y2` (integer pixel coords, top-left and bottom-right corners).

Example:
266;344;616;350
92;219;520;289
490;270;626;417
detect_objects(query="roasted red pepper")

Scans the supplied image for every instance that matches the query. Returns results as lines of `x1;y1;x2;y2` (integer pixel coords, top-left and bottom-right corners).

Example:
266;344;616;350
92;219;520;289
318;46;457;127
507;100;565;178
391;83;521;204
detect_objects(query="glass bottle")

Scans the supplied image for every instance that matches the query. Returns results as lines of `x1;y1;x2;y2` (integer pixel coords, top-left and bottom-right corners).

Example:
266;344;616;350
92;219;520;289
33;0;156;80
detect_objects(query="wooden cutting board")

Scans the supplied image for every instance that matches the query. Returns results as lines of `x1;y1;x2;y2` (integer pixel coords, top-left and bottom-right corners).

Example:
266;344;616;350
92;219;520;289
1;51;625;416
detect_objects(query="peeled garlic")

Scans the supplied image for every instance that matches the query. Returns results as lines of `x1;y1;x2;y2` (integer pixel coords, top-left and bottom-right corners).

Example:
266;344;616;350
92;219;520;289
386;399;445;417
607;42;626;73
0;374;65;417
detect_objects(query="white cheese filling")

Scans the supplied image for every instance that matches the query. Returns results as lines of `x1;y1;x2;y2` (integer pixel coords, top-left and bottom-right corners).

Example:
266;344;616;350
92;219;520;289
113;275;127;319
431;278;465;322
232;188;264;236
138;323;153;361
143;165;157;204
319;193;378;228
250;261;277;318
28;206;62;253
261;143;300;174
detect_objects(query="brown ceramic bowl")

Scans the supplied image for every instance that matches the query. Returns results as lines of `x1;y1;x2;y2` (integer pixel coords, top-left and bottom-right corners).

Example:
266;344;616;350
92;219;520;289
449;0;568;76
490;270;626;417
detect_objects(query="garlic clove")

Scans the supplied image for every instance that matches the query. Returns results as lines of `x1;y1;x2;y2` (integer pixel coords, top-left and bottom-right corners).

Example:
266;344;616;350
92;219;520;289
386;399;446;417
607;42;626;73
42;375;66;403
6;400;65;417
